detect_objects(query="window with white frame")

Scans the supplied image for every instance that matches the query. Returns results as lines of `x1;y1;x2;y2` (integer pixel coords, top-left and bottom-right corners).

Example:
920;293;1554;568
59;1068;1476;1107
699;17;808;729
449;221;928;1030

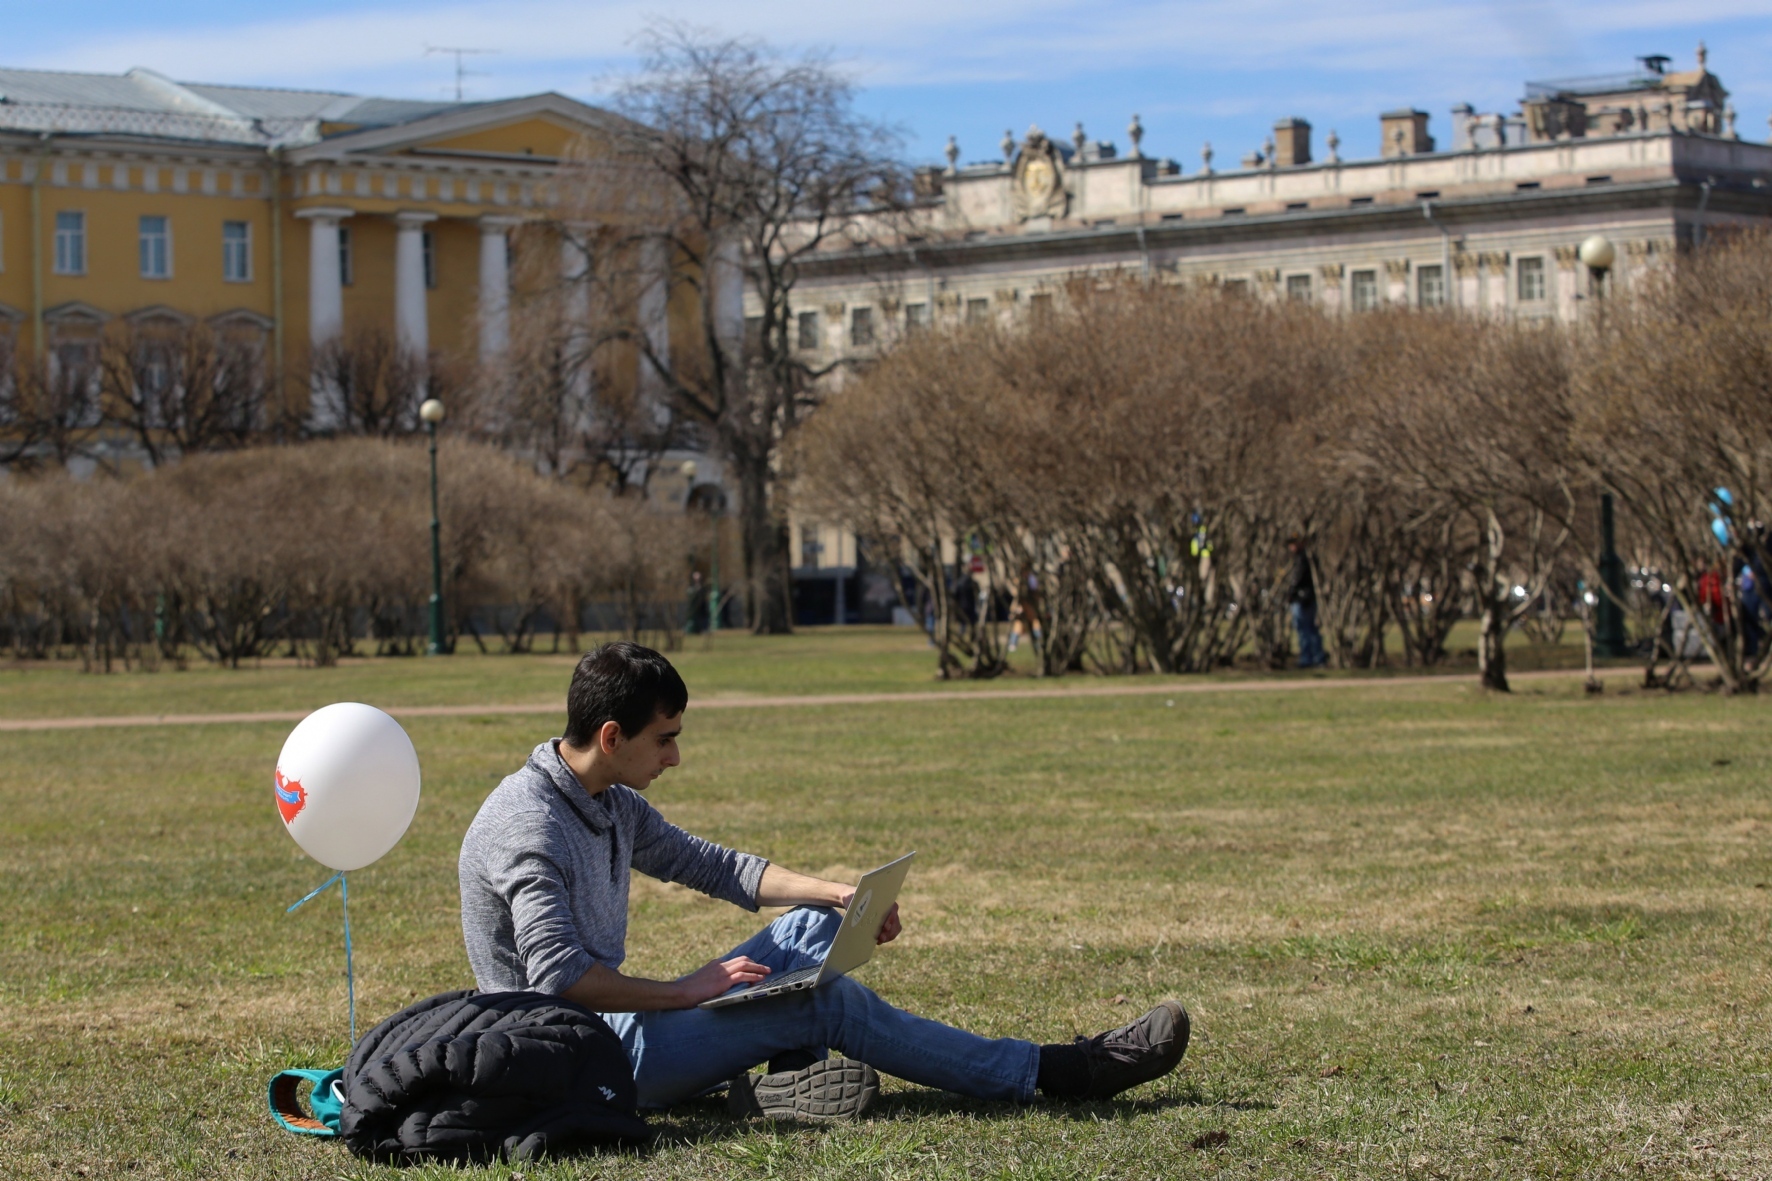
422;230;437;289
338;226;354;287
139;215;171;278
1416;264;1445;308
1517;256;1546;302
222;221;250;282
54;211;85;275
1350;269;1379;311
796;310;820;350
1285;273;1312;302
965;297;990;323
904;302;929;332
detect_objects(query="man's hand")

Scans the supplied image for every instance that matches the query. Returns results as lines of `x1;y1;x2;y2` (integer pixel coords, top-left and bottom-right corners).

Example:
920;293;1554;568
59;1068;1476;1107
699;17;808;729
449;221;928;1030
837;890;902;945
675;955;771;1006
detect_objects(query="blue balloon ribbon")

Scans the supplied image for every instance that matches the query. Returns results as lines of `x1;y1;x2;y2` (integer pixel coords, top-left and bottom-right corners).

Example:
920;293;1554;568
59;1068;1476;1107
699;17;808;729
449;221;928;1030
287;870;356;1044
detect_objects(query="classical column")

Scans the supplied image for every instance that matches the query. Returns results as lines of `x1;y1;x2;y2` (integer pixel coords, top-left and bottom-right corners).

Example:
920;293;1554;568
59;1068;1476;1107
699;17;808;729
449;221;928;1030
1454;251;1480;310
1318;263;1345;315
478;215;520;363
393;211;437;356
1554;245;1580;323
1384;258;1411;305
710;236;744;353
637;234;671;400
295;207;353;346
559;223;594;431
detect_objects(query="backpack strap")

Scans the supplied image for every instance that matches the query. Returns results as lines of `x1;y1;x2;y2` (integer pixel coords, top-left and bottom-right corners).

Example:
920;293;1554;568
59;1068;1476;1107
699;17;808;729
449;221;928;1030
267;1068;344;1138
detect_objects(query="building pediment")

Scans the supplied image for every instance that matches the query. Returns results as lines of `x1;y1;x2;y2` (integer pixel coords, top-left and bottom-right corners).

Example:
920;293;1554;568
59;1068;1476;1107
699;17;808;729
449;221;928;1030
43;301;112;325
124;304;196;328
287;93;635;163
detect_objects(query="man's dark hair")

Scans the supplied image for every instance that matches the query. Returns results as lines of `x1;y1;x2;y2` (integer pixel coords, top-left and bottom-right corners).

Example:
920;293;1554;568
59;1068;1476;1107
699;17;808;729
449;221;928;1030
564;642;689;746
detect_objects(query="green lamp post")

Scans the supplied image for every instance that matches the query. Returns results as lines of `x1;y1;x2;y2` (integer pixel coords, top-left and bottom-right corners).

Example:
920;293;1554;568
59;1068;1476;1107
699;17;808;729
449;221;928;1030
420;397;447;656
681;460;720;632
1579;235;1630;659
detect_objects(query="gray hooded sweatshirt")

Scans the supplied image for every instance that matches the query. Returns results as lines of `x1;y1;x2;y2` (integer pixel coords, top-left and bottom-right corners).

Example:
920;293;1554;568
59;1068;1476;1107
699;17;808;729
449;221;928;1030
458;740;767;995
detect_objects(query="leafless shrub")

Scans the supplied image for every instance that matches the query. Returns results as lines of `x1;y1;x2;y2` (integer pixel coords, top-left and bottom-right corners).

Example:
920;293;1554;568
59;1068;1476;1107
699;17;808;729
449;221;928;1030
805;279;1591;686
0;438;686;669
803;282;1330;677
1571;229;1772;693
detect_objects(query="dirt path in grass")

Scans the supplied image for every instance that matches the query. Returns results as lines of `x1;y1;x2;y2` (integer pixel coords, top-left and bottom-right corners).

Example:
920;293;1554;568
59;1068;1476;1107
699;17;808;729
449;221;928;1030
0;668;1597;732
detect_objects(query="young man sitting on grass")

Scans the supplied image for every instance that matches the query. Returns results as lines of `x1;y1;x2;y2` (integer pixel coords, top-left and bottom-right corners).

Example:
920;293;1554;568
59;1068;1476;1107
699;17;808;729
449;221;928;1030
458;641;1190;1122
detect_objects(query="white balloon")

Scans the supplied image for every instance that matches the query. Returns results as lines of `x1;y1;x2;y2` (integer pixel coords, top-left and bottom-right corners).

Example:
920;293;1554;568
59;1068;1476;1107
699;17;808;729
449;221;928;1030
274;703;421;871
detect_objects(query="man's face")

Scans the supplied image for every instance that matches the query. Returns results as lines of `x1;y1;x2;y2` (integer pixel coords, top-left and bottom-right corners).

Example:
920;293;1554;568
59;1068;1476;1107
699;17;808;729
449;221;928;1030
605;710;683;790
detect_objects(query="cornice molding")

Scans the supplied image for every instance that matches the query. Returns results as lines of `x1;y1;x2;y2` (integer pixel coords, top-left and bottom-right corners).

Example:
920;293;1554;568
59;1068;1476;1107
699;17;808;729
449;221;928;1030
793;178;1726;279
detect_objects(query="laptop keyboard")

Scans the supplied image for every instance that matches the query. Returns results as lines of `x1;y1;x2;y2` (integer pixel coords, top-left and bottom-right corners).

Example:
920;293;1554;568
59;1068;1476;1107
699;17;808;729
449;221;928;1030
749;965;818;992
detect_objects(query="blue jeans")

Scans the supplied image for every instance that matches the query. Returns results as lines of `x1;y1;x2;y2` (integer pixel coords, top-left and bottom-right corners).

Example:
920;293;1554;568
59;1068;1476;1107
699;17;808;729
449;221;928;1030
600;907;1040;1108
1292;601;1325;668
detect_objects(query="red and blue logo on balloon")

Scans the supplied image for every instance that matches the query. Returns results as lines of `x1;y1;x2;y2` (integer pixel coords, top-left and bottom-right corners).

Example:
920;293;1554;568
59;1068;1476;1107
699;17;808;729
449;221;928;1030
274;767;307;825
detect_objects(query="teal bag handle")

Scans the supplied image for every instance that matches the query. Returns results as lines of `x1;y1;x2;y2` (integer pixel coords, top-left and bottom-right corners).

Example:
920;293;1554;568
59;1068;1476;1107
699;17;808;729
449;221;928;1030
267;1068;345;1138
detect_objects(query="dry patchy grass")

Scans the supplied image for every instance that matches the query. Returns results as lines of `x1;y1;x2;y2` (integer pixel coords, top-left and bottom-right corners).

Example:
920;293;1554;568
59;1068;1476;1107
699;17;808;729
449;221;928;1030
1;651;1769;1179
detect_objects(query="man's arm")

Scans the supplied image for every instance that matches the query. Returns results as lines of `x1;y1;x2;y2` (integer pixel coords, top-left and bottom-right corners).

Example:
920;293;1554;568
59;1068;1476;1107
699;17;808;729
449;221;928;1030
757;864;902;945
755;863;849;908
561;957;771;1012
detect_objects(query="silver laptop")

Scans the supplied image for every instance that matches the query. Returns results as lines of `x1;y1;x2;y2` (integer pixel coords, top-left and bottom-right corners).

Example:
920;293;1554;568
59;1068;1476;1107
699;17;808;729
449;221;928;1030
700;853;916;1009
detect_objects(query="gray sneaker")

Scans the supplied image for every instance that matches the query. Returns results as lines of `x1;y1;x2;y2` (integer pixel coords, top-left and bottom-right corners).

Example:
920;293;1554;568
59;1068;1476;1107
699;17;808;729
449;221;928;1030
728;1056;879;1123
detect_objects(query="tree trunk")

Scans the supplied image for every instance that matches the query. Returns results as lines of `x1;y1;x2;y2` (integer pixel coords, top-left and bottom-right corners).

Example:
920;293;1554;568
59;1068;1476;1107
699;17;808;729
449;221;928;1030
1481;507;1509;691
734;447;793;634
1478;594;1510;692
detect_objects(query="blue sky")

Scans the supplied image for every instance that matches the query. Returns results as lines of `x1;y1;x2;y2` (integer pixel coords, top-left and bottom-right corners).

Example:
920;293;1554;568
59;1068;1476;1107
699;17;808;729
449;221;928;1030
8;0;1768;168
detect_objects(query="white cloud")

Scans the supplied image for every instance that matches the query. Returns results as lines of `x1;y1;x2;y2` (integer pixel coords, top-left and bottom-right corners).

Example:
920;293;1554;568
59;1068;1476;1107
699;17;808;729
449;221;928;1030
27;0;1761;98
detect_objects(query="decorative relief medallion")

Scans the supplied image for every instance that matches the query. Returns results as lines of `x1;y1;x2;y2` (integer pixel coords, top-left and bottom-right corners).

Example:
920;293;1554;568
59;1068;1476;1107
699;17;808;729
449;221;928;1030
1011;126;1069;221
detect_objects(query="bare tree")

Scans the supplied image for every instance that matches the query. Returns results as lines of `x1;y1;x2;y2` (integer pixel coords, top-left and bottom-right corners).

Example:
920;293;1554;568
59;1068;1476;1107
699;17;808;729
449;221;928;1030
4;347;103;471
100;319;269;463
563;24;907;632
486;230;683;486
1339;311;1574;691
307;325;438;437
1570;230;1772;693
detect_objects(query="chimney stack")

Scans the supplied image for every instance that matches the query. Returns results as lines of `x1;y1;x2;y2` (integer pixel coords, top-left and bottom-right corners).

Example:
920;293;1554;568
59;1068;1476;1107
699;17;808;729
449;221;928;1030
1380;109;1435;157
1272;118;1312;167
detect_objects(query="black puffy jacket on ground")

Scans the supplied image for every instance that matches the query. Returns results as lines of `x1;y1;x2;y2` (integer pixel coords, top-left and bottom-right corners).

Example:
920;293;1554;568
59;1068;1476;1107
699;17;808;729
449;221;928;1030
339;989;649;1162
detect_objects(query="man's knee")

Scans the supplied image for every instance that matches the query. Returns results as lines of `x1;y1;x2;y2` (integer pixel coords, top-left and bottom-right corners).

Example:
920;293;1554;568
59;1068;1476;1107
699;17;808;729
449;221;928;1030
774;905;843;946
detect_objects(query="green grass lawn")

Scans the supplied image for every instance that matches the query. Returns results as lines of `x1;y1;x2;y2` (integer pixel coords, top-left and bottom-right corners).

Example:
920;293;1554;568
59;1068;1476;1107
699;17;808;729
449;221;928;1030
2;635;1767;1179
0;620;1596;722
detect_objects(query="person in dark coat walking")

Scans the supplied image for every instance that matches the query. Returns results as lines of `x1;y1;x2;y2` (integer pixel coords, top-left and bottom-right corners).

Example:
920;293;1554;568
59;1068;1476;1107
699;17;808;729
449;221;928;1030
1286;536;1326;669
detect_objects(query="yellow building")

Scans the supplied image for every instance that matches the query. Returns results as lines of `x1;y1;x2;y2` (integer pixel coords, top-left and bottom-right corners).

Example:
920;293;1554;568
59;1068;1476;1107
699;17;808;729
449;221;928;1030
0;66;643;429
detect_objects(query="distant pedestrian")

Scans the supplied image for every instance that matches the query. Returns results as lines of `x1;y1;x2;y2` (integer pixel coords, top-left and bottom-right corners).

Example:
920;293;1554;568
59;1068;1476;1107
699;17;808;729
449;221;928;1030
1286;535;1326;669
685;570;709;635
1007;566;1044;655
1740;559;1767;659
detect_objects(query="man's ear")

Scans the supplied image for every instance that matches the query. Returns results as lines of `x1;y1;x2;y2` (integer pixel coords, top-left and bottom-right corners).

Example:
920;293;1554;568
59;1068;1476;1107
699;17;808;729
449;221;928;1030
597;719;626;755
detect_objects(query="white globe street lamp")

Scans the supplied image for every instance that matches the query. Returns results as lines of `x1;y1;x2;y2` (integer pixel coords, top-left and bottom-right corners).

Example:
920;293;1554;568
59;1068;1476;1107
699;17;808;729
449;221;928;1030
1578;234;1616;304
1578;234;1616;273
